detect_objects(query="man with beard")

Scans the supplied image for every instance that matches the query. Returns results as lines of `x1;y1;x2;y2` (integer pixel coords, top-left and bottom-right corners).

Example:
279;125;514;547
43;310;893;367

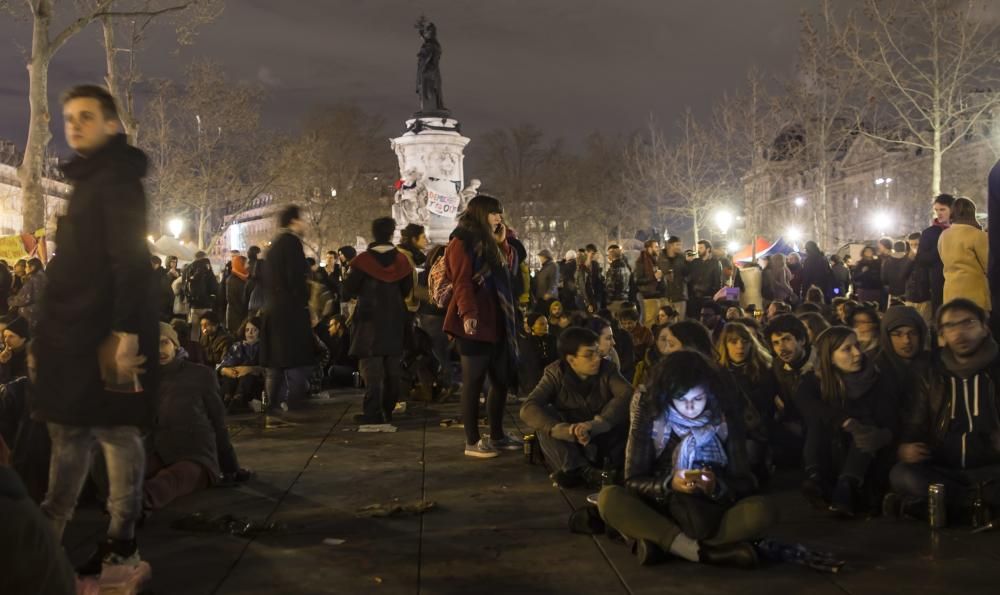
888;299;1000;522
764;314;813;466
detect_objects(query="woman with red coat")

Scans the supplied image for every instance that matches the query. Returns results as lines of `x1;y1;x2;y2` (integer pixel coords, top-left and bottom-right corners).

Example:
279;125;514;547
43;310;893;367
444;195;524;458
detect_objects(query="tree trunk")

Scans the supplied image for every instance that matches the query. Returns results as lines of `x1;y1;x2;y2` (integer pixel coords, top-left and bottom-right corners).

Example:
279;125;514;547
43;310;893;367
102;18;139;142
18;12;53;235
931;127;942;196
691;209;700;244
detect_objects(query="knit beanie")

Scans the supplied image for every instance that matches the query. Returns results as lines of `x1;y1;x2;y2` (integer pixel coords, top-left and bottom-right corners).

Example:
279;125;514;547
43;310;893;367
159;321;179;347
5;316;29;341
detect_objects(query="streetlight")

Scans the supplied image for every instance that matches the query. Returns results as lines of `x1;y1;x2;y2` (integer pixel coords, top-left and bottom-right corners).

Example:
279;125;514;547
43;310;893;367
714;209;734;235
870;210;895;236
726;240;741;254
785;225;803;243
167;218;184;239
793;196;806;208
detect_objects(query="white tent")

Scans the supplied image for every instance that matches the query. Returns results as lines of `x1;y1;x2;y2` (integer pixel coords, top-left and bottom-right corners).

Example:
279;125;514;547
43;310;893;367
150;236;197;263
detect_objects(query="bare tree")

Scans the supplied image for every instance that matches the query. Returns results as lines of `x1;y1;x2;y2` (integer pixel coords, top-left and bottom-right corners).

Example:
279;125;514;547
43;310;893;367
139;61;273;250
8;0;196;235
100;1;222;142
843;0;1000;195
631;111;730;244
272;105;395;257
784;2;863;247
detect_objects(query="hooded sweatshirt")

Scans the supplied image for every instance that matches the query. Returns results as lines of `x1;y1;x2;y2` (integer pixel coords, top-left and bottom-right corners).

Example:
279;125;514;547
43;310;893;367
876;305;930;398
938;337;1000;469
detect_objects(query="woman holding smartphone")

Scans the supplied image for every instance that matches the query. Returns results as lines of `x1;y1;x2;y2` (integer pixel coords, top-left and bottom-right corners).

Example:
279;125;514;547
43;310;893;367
444;195;523;458
598;350;776;568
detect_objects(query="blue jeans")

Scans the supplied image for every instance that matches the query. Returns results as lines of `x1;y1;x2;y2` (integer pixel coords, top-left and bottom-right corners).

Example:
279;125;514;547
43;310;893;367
265;366;313;408
42;423;145;542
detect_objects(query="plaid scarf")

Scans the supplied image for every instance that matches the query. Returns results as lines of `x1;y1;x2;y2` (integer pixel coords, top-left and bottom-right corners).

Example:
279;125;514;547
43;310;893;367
470;237;521;391
652;405;728;470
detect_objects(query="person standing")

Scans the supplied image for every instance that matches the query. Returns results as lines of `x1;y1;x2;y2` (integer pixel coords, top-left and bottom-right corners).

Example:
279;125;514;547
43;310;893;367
604;244;632;317
634;240;666;329
660;237;688;321
444;195;523;458
33;85;159;579
903;232;933;326
259;205;317;413
882;240;913;306
687;240;722;318
343;217;413;424
799;241;833;302
584;244;606;312
534;249;559;314
829;255;850;299
939;197;989;314
225;254;249;335
915;194;954;314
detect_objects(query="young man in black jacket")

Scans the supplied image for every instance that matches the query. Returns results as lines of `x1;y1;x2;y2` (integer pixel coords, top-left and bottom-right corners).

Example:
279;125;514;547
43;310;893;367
34;84;159;579
520;327;631;488
343;217;413;424
889;299;1000;522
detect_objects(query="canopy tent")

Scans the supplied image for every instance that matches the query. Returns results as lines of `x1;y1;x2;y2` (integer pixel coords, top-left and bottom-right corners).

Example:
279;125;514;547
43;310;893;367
150;236;198;263
733;236;796;263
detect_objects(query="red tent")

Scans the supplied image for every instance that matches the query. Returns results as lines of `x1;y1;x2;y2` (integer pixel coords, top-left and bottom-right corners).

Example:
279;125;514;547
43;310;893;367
733;237;773;263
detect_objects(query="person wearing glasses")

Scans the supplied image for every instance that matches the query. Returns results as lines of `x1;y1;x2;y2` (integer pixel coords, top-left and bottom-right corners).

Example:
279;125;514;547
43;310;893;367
887;299;1000;522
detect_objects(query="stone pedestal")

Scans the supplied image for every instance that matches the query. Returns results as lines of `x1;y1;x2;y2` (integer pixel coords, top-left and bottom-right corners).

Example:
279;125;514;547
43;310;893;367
390;116;471;245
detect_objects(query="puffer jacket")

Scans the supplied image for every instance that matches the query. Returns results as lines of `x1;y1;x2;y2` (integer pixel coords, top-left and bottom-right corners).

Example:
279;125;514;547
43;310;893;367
622;386;755;506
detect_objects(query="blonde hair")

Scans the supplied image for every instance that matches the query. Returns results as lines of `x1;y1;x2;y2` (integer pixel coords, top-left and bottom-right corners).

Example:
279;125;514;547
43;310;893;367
716;322;773;382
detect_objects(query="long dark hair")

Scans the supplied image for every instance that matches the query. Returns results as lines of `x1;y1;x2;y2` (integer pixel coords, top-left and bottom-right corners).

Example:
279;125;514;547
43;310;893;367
813;325;855;404
667;320;714;357
457;194;504;268
647;350;725;419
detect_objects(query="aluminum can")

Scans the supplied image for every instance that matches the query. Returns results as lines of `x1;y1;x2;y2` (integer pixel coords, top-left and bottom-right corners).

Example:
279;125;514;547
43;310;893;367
523;433;536;463
928;483;947;529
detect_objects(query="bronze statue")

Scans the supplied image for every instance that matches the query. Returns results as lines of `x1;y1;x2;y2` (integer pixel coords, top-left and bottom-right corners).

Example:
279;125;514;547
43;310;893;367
415;16;447;115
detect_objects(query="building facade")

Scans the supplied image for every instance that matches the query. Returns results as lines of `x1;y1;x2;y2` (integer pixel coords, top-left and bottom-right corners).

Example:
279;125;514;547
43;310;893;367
0;140;71;237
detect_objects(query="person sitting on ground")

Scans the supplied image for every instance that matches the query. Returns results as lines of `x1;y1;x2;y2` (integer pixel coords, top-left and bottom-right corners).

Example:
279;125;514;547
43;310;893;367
724;306;745;322
618;308;653;363
875;306;930;403
655;305;679;331
170;318;206;365
518;313;559;398
146;323;250;513
606;306;637;379
795;326;901;517
598;349;777;568
662;320;715;358
7;258;45;334
548;300;565;327
797;312;831;344
218;317;265;412
888;299;1000;523
848;303;881;355
764;314;814;467
586;316;621;372
764;300;791;324
633;324;671;389
0;348;50;502
323;314;356;388
198;311;233;368
520;327;631;489
0;317;29;384
717;322;778;485
699;302;725;345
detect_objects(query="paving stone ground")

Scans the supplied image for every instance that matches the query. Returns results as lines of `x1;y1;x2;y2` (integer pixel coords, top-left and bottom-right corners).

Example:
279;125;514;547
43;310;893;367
63;390;1000;595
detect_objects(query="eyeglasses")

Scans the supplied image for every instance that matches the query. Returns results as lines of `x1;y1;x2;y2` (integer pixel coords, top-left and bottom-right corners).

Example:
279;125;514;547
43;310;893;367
939;318;981;333
889;330;920;339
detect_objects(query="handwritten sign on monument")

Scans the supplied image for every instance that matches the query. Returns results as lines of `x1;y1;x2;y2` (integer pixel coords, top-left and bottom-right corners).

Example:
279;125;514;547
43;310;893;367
425;180;461;218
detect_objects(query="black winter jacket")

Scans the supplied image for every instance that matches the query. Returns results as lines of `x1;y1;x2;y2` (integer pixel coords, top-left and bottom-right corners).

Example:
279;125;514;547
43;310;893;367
343;244;413;359
34;134;159;428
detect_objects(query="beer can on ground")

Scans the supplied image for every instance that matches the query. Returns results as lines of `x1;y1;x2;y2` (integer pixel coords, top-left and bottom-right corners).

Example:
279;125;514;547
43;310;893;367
928;483;947;529
523;433;536;464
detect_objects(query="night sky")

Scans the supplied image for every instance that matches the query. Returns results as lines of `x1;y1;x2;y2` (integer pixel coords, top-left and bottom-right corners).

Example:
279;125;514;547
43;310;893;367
1;0;827;160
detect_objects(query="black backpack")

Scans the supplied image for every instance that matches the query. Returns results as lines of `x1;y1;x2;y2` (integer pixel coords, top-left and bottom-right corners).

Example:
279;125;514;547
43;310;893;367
186;263;214;308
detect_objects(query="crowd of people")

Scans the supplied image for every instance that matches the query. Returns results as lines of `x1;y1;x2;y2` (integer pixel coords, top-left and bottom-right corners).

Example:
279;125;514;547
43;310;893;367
2;82;1000;593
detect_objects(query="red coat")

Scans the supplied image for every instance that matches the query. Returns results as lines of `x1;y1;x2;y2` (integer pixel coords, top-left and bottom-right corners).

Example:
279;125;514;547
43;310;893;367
443;235;513;344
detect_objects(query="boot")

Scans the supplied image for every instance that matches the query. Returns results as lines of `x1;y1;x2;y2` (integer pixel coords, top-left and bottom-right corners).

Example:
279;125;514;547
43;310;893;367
633;538;667;566
829;477;858;518
800;469;828;510
76;538;139;576
698;542;759;569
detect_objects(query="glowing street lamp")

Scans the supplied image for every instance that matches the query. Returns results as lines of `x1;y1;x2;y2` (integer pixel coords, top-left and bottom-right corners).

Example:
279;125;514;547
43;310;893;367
167;218;184;239
726;240;741;254
714;209;734;235
785;225;803;243
793;196;806;208
871;210;895;236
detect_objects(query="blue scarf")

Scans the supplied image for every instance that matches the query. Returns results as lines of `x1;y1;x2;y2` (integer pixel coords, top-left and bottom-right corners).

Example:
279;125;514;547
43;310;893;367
467;232;520;391
652;406;729;471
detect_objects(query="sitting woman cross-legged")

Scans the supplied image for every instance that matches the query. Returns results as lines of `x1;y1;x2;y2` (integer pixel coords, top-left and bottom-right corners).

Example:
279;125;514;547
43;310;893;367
598;350;777;569
795;326;901;517
218;316;266;411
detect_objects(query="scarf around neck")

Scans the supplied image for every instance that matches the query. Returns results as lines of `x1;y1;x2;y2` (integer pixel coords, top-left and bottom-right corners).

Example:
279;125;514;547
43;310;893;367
842;357;879;400
652;405;729;471
942;336;999;379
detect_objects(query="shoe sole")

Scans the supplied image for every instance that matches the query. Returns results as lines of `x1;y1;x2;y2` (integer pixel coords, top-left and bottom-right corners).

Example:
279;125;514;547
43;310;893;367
492;443;523;451
464;450;499;459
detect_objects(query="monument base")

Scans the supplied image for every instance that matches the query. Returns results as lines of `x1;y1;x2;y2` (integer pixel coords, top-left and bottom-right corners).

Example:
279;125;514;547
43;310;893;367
390;117;471;246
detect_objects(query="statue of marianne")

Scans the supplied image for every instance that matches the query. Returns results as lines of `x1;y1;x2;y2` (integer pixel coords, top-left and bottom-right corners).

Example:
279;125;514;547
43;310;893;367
415;16;447;114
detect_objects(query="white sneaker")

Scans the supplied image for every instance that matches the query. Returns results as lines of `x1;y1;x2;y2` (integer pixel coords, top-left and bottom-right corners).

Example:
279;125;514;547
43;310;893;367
464;439;499;459
249;399;263;413
279;401;289;413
